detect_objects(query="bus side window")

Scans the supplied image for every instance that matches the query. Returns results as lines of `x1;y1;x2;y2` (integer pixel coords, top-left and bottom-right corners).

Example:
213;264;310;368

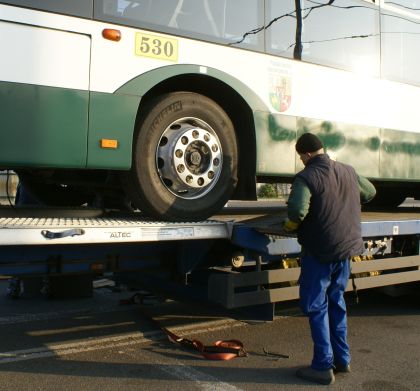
122;0;179;26
1;0;93;18
381;1;420;86
121;0;221;36
98;0;263;49
169;0;222;37
172;0;262;45
266;0;380;76
223;0;261;45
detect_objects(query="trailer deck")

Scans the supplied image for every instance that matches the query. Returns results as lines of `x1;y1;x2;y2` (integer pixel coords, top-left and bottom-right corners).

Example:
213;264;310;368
2;207;419;246
1;205;420;320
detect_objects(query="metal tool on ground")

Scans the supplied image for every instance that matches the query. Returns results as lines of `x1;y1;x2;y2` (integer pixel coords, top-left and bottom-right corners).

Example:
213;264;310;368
263;347;290;359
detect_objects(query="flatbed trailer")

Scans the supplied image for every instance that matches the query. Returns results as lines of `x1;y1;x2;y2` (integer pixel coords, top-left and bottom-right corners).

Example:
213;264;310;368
1;206;420;319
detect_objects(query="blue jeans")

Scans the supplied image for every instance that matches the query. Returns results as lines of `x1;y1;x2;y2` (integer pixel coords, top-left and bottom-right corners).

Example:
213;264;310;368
299;254;351;370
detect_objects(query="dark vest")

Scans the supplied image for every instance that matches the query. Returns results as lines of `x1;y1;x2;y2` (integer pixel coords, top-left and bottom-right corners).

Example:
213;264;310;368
296;154;365;263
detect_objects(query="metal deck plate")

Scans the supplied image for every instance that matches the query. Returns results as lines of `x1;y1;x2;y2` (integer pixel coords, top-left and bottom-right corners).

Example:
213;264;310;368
0;216;232;245
230;209;420;255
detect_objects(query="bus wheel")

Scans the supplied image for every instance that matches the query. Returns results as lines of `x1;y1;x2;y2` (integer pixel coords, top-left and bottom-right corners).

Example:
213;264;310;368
124;92;238;221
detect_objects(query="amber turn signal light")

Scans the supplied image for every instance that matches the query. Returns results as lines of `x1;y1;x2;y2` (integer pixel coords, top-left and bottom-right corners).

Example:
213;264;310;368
102;29;121;42
100;139;118;149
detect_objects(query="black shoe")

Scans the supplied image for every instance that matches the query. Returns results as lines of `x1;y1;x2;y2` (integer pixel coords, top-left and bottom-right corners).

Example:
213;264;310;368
334;363;351;373
296;366;335;385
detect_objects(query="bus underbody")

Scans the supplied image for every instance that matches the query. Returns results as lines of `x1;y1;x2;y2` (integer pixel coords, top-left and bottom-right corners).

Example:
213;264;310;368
11;168;420;216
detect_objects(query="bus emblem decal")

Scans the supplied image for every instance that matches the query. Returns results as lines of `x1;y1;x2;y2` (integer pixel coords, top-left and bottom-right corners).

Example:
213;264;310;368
269;63;292;113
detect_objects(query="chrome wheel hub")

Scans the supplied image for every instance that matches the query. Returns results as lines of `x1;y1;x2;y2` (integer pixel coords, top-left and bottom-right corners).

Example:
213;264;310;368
156;117;223;199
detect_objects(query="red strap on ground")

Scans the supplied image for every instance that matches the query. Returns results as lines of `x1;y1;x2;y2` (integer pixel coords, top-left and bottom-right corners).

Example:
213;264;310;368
163;327;247;360
120;294;247;360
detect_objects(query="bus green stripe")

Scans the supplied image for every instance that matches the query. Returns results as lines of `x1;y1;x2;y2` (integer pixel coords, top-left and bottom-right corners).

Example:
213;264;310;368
0;82;140;170
3;81;420;181
256;111;420;181
0;81;88;168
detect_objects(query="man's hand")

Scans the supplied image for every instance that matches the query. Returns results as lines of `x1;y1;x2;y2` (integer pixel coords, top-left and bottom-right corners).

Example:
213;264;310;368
282;219;300;233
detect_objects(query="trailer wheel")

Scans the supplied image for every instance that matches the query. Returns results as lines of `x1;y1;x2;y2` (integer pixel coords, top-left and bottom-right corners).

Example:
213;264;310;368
123;92;238;221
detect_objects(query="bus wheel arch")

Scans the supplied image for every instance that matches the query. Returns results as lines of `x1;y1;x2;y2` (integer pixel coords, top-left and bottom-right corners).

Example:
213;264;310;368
137;74;257;202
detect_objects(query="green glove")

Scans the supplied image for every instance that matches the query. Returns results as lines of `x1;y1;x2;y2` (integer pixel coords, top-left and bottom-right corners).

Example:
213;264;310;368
282;219;300;233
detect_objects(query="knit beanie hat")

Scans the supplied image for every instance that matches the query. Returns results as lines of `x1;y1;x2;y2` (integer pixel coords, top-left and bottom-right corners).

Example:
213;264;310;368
295;133;324;154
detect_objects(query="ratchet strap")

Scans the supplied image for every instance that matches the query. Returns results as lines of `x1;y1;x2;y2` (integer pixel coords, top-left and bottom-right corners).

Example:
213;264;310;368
350;273;359;304
349;260;360;305
163;327;247;360
120;293;247;360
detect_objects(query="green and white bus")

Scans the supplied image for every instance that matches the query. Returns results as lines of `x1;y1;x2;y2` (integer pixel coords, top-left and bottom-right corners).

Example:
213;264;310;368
1;0;420;220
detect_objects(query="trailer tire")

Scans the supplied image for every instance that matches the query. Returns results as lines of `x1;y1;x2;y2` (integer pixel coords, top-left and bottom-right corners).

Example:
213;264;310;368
123;92;238;221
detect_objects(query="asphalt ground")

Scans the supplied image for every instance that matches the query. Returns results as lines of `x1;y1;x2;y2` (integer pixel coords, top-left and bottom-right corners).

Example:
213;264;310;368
0;279;419;391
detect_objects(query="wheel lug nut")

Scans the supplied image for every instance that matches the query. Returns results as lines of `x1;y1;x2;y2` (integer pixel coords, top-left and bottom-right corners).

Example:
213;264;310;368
212;144;218;152
175;149;183;158
208;171;214;179
192;130;199;139
177;164;185;173
204;134;210;142
213;158;220;166
181;136;189;145
197;177;204;186
186;175;193;184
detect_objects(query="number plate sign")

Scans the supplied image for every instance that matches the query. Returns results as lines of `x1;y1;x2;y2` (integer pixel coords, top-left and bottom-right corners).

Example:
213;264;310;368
135;32;178;62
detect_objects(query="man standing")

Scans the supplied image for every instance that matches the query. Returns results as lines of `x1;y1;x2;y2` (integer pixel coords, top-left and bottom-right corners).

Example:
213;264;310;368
283;133;376;385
